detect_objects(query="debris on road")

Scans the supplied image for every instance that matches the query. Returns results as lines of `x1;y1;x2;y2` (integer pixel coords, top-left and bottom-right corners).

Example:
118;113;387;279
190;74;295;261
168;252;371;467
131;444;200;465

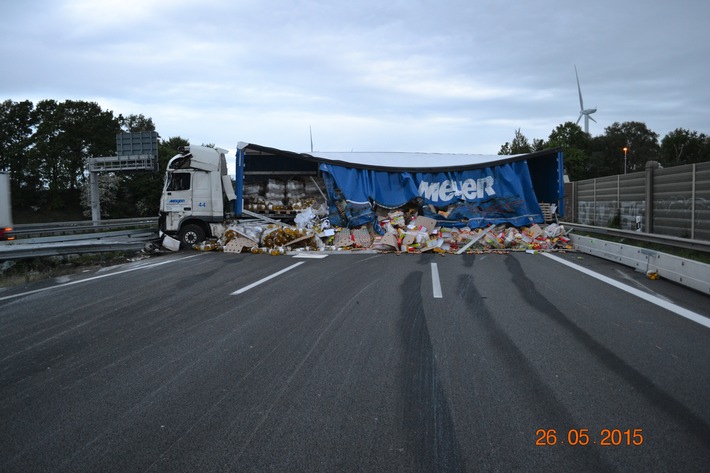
187;205;574;255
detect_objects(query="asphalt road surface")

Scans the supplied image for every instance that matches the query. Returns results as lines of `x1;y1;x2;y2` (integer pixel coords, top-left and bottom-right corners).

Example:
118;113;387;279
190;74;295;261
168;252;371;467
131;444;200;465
1;250;709;472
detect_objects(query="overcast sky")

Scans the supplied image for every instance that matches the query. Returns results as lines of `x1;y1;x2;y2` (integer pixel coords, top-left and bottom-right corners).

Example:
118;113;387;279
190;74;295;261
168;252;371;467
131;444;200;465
1;0;708;159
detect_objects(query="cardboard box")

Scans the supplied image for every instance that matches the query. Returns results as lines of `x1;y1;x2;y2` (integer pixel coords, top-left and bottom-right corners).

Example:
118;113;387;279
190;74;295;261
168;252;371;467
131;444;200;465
224;236;258;253
413;216;438;234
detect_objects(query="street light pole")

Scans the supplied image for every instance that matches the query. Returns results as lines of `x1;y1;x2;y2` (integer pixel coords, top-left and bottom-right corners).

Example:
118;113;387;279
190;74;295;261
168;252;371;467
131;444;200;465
623;147;628;174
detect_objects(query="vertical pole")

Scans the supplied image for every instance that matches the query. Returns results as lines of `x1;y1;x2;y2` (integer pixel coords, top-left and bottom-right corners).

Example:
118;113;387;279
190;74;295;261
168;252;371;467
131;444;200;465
691;163;696;239
617;175;621;229
89;170;101;225
593;178;597;226
572;181;577;223
566;181;579;223
644;161;658;233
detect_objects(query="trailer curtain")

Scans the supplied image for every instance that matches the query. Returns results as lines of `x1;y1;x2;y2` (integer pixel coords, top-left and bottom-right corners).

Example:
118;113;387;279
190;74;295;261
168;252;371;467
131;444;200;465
320;161;545;228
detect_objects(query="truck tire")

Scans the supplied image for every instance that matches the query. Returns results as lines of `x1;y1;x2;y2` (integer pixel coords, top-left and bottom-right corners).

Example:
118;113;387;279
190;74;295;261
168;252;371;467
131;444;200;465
178;224;206;249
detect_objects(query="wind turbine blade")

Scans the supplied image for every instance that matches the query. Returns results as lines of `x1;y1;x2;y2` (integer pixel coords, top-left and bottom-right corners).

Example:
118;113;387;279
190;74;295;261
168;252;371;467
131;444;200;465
576;114;582;125
589;115;597;123
575;65;584;110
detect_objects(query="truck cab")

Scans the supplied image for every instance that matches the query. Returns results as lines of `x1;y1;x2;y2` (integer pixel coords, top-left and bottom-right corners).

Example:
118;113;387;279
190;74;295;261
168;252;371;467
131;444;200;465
159;145;236;248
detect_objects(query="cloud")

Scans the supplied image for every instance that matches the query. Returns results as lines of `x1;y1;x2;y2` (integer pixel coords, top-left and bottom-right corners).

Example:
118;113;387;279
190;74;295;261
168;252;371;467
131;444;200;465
2;0;709;155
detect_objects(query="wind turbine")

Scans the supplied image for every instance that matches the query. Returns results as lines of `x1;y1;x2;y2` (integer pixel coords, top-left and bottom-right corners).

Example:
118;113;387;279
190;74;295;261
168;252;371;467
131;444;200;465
574;65;597;134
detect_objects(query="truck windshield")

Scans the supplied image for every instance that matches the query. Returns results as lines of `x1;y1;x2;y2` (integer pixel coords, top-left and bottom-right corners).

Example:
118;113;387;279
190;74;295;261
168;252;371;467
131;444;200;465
167;172;191;191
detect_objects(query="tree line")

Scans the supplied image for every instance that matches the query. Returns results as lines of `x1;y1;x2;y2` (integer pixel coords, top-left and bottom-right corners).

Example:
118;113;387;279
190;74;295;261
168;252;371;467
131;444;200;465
2;99;709;222
498;121;710;181
0;99;189;222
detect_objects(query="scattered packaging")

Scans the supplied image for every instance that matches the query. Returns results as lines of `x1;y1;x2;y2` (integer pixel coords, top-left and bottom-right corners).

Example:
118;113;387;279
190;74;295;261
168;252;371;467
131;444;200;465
188;205;575;255
389;210;405;227
162;234;181;252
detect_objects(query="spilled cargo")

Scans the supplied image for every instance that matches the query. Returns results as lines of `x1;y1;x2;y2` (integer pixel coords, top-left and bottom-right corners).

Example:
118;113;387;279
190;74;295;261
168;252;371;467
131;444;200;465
160;143;567;253
189;205;573;255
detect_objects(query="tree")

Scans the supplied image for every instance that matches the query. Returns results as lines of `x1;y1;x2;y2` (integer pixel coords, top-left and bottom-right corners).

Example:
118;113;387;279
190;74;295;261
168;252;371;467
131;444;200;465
602;121;660;174
496;120;710;181
531;138;546;152
498;129;532;155
119;113;155;133
80;173;122;218
586;134;621;177
1;100;175;219
29;100;120;210
0;100;36;205
160;136;190;161
548;122;589;150
660;128;709;167
547;122;591;180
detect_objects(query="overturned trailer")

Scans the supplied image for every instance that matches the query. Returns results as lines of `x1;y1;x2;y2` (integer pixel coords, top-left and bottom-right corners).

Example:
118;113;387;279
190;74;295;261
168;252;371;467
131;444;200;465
235;143;564;230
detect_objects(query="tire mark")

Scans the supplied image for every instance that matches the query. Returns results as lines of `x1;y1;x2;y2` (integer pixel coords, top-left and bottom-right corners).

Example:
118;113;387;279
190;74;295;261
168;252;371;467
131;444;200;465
458;272;616;472
505;255;710;447
399;272;464;473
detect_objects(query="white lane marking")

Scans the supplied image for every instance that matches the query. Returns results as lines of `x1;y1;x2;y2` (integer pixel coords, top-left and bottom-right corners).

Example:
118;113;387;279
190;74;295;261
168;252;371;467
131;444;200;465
231;262;305;295
613;268;674;304
431;263;443;299
292;254;329;259
542;253;710;329
0;254;203;302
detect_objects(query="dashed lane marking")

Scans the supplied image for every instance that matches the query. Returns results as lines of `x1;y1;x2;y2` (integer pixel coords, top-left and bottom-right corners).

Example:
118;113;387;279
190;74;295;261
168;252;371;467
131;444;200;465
431;263;443;299
231;262;305;295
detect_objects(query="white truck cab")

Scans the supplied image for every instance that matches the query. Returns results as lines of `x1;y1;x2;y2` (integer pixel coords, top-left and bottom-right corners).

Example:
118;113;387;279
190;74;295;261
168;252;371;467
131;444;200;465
159;145;236;248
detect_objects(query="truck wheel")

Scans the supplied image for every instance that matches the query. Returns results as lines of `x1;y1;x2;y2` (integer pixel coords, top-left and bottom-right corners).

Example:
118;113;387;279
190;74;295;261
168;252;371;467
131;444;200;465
178;224;206;249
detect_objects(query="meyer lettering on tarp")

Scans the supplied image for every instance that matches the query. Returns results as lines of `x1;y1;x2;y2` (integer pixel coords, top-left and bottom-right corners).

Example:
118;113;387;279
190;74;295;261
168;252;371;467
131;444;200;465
320;161;545;228
417;176;495;202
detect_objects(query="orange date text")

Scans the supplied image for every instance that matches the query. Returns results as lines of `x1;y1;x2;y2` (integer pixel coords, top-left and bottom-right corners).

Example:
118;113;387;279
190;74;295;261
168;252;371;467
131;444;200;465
535;428;644;446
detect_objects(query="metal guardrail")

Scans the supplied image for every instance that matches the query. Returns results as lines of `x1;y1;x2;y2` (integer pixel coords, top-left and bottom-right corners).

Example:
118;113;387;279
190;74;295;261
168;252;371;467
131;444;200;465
0;238;156;260
561;222;710;253
570;234;709;294
12;217;158;238
1;218;160;261
15;229;157;245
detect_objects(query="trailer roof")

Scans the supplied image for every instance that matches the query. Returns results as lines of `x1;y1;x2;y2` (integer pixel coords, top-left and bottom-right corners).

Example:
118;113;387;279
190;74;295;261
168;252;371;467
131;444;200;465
237;142;561;172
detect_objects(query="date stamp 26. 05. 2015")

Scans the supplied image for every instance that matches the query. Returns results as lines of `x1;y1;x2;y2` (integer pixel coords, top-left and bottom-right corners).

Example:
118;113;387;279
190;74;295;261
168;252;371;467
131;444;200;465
535;428;644;446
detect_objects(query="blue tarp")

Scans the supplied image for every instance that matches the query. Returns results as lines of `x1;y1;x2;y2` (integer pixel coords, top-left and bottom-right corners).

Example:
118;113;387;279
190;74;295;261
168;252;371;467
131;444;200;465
320;161;545;229
236;143;564;228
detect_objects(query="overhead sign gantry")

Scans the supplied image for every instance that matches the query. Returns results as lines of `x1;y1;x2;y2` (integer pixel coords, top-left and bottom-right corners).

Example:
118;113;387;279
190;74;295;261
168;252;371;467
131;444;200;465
88;132;159;223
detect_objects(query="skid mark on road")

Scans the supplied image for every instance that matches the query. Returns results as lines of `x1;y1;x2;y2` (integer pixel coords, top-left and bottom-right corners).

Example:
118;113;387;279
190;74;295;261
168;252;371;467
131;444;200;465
399;271;464;472
457;272;614;471
506;255;710;446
